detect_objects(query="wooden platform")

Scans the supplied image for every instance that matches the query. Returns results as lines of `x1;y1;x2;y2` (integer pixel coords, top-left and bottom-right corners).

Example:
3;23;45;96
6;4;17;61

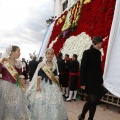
64;100;120;120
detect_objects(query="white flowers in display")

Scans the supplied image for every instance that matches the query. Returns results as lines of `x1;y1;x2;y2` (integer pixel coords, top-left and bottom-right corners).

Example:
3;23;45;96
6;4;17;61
49;36;58;49
61;32;92;60
49;32;104;61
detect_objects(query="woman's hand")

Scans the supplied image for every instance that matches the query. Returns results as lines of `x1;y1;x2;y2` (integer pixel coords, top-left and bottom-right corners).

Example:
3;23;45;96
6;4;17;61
20;78;26;91
81;86;86;90
36;86;41;92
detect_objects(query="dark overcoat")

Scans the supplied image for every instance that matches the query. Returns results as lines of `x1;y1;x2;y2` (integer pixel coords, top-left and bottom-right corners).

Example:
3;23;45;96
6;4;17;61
80;46;103;96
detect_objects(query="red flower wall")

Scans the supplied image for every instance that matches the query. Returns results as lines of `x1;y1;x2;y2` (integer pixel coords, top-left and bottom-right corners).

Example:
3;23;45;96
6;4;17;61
48;0;116;70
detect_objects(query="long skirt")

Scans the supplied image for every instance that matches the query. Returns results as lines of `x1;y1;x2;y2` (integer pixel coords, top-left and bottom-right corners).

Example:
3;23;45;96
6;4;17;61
27;80;68;120
0;79;31;120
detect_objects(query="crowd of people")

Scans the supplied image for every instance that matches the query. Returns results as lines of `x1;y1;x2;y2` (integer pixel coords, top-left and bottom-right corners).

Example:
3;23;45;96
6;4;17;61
0;36;107;120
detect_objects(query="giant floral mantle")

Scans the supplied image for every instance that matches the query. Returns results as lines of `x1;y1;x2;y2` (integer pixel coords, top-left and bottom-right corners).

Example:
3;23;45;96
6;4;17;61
48;0;116;71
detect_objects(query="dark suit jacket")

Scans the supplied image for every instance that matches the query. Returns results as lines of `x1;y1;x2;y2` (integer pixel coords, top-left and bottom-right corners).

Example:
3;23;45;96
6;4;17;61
65;60;71;72
57;58;66;73
29;60;38;74
69;60;79;73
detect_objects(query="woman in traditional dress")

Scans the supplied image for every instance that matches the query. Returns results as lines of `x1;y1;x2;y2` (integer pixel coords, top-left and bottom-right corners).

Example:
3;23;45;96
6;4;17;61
26;48;68;120
0;45;31;120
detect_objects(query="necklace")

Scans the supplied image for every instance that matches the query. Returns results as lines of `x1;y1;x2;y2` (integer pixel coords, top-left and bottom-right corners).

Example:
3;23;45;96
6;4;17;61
46;61;53;70
9;57;16;66
9;57;15;62
47;60;52;64
9;57;15;61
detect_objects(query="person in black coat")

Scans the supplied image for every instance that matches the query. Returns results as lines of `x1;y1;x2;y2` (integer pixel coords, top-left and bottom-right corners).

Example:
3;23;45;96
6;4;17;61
29;56;38;81
57;53;66;95
64;54;71;98
78;36;103;120
21;58;29;81
66;54;79;102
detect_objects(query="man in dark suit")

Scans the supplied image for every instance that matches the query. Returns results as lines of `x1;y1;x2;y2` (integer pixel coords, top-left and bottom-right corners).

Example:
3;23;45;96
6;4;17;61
29;56;38;81
57;53;66;95
66;54;79;102
64;54;71;98
21;58;29;82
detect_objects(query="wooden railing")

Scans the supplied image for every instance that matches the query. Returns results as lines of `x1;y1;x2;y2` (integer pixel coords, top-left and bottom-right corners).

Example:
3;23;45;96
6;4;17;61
78;89;120;107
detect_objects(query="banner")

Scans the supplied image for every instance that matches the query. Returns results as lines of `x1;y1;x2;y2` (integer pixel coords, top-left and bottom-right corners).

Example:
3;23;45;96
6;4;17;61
103;0;120;98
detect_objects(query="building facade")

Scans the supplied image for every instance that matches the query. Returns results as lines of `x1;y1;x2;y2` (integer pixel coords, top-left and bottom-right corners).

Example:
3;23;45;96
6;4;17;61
54;0;78;17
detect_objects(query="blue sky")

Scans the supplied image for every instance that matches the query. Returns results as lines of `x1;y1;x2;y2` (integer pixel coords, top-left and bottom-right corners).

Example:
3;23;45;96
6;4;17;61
0;0;53;60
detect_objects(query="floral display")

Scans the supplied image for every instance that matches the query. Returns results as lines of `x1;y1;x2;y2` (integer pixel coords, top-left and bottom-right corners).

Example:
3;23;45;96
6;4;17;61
61;32;92;61
48;36;58;48
62;0;84;32
48;0;116;70
83;0;91;4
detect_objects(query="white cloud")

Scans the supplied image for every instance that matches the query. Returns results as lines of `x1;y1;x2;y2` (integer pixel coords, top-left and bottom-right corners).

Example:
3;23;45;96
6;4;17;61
0;0;53;60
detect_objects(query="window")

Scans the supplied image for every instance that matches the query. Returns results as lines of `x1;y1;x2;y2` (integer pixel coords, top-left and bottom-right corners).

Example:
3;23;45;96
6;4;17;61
62;0;68;11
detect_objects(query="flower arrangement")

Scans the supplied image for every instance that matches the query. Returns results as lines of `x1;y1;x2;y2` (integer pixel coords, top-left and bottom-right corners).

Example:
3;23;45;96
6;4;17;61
48;0;116;70
61;32;92;60
48;36;59;49
62;0;84;35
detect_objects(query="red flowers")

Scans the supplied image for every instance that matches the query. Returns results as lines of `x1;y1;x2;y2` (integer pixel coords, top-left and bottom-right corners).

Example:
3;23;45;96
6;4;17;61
48;0;116;71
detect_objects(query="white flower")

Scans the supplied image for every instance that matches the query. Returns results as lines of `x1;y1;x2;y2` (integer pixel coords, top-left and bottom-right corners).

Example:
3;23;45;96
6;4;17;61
48;36;58;48
61;32;92;60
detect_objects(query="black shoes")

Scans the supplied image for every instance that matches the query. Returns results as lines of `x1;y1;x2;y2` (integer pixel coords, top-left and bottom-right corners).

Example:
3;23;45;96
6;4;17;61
78;114;84;120
78;114;93;120
72;99;76;101
65;98;77;102
64;96;69;98
62;94;65;97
